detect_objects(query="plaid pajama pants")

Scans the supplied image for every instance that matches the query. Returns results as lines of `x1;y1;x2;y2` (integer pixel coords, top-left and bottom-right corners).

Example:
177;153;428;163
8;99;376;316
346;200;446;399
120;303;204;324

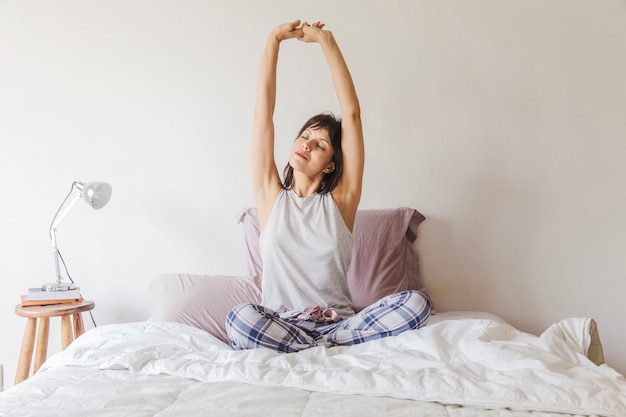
226;290;431;353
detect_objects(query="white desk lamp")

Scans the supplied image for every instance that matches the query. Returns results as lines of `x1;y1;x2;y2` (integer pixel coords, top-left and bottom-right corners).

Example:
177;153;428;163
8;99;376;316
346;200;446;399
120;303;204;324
43;181;112;292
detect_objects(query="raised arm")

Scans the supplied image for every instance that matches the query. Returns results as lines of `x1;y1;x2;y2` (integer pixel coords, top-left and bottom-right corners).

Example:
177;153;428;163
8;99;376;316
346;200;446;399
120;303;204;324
299;23;365;230
250;21;303;229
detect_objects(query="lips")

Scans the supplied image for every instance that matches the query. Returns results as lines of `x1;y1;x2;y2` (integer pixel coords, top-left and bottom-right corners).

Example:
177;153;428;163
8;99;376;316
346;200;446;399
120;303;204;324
295;152;308;160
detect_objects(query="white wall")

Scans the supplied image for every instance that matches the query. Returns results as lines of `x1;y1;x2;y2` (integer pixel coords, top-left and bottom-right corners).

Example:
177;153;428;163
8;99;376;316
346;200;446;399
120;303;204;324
1;0;624;388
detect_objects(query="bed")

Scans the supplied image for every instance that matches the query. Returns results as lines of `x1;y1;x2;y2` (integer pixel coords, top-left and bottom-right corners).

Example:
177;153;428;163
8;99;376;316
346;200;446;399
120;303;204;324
1;208;624;417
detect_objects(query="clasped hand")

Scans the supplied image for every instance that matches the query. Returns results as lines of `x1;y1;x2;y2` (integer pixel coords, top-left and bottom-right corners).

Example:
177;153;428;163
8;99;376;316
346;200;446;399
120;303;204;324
273;20;327;43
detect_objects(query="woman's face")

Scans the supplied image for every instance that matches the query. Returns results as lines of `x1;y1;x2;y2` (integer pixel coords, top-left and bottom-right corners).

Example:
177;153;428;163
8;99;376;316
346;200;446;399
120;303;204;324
288;127;335;177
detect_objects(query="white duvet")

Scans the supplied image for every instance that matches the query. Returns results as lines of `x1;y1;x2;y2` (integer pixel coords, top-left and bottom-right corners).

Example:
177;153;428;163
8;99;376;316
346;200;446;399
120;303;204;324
2;317;625;417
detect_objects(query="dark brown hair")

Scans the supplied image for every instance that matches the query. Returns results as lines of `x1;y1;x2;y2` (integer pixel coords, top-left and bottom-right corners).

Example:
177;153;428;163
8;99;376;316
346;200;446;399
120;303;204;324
282;112;343;194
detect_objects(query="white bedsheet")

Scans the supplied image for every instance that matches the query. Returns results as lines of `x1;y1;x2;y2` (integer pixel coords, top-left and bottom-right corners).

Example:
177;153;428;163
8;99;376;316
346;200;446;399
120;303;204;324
1;317;625;417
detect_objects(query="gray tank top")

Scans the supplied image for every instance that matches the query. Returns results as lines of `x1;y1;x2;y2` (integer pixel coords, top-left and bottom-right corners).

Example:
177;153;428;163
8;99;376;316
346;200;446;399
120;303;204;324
260;189;355;318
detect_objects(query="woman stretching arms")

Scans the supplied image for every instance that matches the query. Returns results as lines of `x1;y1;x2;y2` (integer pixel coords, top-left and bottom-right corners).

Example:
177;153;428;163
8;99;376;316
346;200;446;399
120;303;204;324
226;20;431;353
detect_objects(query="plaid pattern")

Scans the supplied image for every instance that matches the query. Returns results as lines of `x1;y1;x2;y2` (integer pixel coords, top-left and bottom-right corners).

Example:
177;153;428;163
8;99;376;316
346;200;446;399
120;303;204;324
226;291;431;353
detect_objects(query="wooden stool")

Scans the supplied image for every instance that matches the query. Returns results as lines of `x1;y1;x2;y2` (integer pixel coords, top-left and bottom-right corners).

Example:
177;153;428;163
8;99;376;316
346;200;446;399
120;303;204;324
14;300;95;384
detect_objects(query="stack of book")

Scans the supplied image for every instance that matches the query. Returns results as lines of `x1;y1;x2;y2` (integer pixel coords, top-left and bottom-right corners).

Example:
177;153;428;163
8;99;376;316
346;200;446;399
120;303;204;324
20;287;83;307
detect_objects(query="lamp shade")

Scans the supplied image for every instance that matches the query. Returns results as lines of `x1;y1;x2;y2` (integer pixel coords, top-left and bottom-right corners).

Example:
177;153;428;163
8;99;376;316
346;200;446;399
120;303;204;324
79;181;112;209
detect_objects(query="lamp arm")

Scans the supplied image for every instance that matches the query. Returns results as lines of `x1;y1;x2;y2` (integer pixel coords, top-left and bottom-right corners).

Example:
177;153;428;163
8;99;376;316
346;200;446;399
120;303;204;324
50;227;62;283
49;182;81;233
48;182;81;286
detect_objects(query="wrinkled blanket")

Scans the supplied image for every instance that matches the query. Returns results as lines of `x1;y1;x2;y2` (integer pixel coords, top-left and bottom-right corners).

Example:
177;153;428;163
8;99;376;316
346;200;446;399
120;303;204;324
27;317;626;416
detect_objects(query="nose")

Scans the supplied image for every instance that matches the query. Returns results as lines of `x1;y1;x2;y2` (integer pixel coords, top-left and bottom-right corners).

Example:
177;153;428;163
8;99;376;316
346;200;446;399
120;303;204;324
301;140;310;151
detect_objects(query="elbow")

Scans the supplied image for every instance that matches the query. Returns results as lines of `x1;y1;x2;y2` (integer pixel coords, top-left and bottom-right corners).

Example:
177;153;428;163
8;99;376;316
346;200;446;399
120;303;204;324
342;106;361;123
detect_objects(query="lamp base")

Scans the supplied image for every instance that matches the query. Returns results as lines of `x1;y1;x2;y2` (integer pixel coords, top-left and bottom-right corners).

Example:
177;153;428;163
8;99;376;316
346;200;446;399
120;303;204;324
41;282;78;292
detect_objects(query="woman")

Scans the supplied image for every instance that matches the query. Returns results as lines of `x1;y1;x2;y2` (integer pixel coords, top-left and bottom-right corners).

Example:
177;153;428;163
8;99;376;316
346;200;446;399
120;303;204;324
226;20;431;353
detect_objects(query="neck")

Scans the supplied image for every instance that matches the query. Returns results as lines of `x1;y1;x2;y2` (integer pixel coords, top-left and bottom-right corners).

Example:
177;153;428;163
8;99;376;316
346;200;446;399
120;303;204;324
291;175;321;197
291;184;318;198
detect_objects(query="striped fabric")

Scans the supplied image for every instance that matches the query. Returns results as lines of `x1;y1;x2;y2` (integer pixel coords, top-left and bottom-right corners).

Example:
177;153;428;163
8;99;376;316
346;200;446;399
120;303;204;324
226;291;431;353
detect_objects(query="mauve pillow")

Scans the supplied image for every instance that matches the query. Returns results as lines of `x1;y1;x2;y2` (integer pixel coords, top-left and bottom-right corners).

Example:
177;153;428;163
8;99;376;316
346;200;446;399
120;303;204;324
237;207;430;312
348;208;428;311
236;208;263;279
149;273;261;344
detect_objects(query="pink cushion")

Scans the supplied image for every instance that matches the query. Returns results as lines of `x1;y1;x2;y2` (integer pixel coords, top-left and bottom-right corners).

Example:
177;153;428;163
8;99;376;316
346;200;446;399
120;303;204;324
238;207;430;312
348;208;428;311
149;273;261;344
236;208;262;279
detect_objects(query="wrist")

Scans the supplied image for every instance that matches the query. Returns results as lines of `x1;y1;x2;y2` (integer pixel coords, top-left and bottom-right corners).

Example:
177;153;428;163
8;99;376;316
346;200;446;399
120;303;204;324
268;30;282;44
317;30;334;44
318;30;336;50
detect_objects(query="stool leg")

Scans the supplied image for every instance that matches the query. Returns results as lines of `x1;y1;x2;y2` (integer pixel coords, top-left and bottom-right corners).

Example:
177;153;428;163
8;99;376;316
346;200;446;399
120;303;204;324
33;317;50;374
61;315;73;349
72;313;85;338
15;317;36;384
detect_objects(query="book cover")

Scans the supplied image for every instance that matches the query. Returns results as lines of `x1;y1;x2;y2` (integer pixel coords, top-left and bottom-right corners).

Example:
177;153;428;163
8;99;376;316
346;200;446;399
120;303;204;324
20;295;84;307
